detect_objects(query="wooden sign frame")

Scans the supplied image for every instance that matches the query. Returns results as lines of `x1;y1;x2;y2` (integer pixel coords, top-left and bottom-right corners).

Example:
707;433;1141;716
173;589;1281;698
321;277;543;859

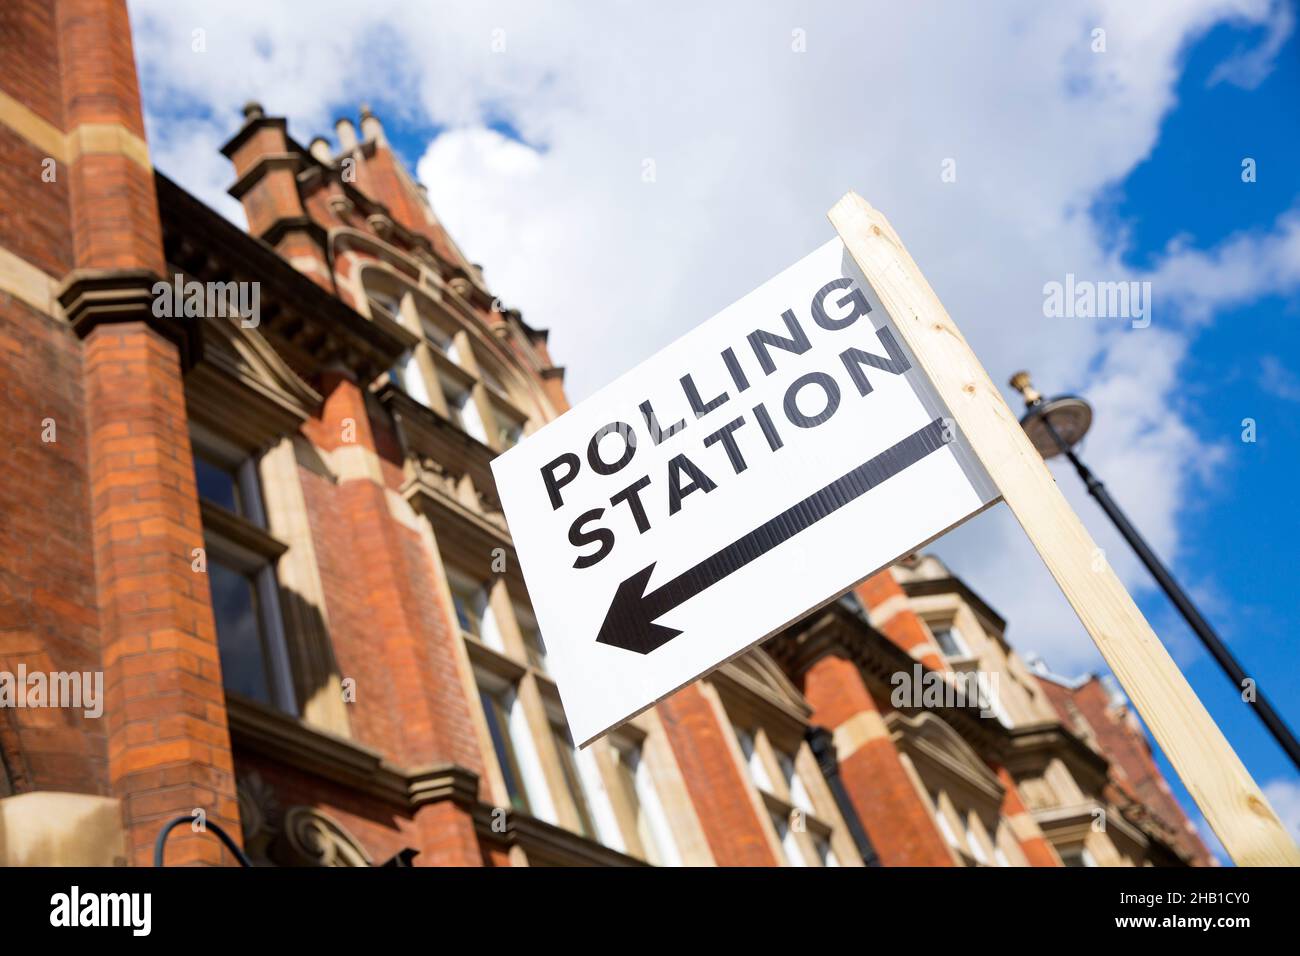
830;191;1299;867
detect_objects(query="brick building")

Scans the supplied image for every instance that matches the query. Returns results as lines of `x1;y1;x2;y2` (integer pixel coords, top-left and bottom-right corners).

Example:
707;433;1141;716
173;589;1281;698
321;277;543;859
0;0;1209;868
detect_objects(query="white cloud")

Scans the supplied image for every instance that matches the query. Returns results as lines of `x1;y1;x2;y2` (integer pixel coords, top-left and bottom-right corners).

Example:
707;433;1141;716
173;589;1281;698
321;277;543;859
1208;0;1295;89
128;0;1295;677
1260;354;1300;401
1263;779;1300;845
1147;208;1300;324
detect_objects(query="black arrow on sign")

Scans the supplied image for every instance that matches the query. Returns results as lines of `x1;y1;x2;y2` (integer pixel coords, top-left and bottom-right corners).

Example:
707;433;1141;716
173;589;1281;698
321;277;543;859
596;416;955;654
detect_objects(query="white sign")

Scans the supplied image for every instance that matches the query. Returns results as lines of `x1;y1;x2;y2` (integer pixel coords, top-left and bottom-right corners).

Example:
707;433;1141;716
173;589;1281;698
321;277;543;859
491;237;998;746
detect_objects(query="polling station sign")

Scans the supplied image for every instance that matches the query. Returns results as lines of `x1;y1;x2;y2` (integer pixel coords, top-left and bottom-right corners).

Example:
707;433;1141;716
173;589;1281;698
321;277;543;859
491;237;998;746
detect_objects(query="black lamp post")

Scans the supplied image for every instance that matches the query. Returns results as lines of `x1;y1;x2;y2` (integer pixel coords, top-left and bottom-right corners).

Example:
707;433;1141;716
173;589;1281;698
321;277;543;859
1009;371;1300;774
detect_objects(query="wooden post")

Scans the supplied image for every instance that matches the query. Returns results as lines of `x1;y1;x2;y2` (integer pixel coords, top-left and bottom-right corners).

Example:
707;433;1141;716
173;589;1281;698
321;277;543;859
830;191;1299;867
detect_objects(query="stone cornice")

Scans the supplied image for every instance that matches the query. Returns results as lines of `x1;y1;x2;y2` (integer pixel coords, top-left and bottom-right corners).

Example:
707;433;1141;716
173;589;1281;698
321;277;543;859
225;695;479;812
472;805;647;867
379;384;500;500
227;152;302;201
899;575;1007;638
56;268;203;371
766;600;1011;757
1004;719;1111;788
219;115;289;159
155;171;412;384
227;695;641;866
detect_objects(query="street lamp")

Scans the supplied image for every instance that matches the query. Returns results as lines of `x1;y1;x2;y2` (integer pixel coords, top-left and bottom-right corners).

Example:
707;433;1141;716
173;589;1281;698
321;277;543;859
1009;371;1300;773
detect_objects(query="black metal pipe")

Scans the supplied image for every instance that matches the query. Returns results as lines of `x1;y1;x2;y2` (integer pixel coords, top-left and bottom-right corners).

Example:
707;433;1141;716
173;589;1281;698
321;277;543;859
1038;413;1300;773
807;725;880;866
154;815;253;867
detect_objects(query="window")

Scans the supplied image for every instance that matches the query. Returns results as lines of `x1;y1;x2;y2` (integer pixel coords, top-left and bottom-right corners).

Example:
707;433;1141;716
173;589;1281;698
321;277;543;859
776;749;814;813
814;834;840;867
442;379;489;444
770;810;808;866
449;575;504;650
733;726;773;791
1060;846;1098;868
367;292;400;323
391;351;432;407
612;740;681;866
208;558;270;703
192;436;296;715
965;823;990;865
450;578;484;638
516;610;548;672
930;790;961;847
194;453;241;514
422;319;459;364
479;684;531;813
550;718;597;839
931;624;970;659
497;416;524;450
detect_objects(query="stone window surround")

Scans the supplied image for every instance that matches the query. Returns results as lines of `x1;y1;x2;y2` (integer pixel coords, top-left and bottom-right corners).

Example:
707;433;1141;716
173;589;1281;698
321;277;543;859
191;422;298;717
459;593;706;865
357;264;540;456
886;709;1028;867
182;309;353;737
709;665;864;868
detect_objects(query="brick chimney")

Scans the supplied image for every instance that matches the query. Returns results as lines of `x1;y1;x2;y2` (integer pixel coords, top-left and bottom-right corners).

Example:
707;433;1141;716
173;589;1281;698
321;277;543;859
221;102;331;288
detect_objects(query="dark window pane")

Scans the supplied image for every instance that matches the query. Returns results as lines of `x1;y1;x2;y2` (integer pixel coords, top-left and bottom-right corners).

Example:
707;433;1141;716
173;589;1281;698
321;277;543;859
194;455;240;514
522;625;547;672
479;688;529;813
208;560;270;705
933;627;963;657
451;583;482;637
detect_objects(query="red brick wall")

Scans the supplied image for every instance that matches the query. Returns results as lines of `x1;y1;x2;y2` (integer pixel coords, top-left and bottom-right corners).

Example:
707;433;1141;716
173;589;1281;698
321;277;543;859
298;468;402;752
85;323;240;866
0;295;103;796
0;126;73;277
0;2;72;278
0;1;65;125
658;684;776;866
855;569;947;671
292;374;485;864
802;653;955;866
56;0;165;276
993;764;1061;866
301;375;484;776
0;0;241;866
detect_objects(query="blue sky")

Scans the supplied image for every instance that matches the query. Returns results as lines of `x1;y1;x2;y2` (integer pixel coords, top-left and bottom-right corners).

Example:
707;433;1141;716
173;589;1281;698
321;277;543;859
127;0;1300;862
1102;17;1300;859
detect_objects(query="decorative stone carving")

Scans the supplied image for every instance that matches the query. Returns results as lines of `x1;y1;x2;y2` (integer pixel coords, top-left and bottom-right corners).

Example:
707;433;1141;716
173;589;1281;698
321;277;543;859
281;806;373;867
236;771;282;866
236;771;372;867
367;213;395;239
